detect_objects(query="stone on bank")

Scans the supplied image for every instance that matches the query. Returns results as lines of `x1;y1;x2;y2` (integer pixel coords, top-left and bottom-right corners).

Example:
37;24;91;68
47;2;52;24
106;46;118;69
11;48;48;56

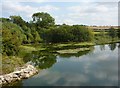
0;64;38;85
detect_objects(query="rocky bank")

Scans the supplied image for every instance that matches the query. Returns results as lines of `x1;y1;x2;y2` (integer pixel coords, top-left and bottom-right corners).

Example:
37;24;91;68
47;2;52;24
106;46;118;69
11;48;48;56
0;64;38;86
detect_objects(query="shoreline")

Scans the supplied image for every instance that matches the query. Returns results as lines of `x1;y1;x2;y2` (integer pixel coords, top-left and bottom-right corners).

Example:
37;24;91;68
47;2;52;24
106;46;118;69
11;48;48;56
0;64;38;86
1;41;119;86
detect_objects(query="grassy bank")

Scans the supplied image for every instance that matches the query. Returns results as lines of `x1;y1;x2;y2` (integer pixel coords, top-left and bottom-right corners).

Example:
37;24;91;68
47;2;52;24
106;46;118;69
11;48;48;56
45;42;94;51
2;42;94;74
2;55;25;75
94;36;120;45
2;40;120;74
1;45;42;74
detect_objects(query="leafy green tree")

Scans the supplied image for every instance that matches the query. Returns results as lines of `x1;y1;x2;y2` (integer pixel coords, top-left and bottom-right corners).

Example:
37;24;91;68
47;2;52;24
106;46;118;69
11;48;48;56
9;16;42;44
44;26;70;43
32;12;55;29
10;16;26;27
71;25;94;42
2;22;24;55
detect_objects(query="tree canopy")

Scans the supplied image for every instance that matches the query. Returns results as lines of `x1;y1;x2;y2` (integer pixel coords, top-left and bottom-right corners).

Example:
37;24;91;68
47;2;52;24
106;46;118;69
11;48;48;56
32;12;55;28
2;21;24;55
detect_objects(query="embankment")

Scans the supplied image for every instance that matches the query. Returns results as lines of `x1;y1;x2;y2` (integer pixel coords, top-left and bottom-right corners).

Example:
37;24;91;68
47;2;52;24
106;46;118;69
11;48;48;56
0;64;38;86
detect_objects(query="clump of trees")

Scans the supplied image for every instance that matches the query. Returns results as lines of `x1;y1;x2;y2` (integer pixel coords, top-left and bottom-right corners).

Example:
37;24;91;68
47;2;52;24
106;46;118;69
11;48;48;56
2;21;24;55
43;25;94;43
1;12;94;56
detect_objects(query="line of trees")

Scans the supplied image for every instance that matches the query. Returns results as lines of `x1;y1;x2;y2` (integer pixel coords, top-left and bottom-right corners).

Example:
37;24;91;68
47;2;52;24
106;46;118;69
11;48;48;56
43;25;94;43
1;12;120;56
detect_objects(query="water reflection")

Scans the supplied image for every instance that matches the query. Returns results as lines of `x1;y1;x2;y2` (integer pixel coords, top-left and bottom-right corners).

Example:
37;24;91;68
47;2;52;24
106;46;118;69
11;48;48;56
6;43;118;86
21;43;118;86
99;44;105;51
23;51;56;69
58;46;94;58
58;50;91;58
118;43;120;48
23;46;94;69
108;43;117;51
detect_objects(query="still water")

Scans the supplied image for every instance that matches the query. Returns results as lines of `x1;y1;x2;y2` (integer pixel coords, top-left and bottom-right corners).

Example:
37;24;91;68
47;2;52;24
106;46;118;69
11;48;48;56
9;43;120;86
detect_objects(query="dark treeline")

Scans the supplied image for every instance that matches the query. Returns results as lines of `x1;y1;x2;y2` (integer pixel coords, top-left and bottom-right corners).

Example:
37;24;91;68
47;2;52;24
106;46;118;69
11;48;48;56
1;12;120;56
1;12;94;56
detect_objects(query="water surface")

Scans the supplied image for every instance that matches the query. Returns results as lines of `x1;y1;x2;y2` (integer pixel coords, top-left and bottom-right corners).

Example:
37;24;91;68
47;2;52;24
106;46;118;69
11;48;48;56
7;43;119;86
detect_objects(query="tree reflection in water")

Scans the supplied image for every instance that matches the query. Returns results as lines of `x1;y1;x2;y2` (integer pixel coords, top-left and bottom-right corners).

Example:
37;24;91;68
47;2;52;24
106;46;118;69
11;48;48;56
23;46;94;69
58;46;94;58
23;51;56;69
100;44;105;51
108;43;117;51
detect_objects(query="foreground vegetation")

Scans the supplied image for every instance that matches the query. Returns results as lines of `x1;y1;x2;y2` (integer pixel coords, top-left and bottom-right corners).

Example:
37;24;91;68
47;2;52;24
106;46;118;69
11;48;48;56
1;12;120;74
2;56;25;75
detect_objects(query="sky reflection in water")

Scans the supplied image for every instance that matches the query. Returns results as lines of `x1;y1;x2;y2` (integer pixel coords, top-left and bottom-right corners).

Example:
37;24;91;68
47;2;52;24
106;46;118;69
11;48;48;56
22;43;118;86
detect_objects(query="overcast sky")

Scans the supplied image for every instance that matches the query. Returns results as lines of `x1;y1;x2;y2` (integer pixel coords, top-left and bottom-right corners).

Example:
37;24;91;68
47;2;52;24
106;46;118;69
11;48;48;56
1;0;119;26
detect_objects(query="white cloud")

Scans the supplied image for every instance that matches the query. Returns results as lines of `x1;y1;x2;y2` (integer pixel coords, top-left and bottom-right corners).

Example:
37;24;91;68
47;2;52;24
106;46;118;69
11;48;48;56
2;2;59;13
38;5;59;12
65;2;118;25
2;2;59;21
1;2;118;25
68;2;116;13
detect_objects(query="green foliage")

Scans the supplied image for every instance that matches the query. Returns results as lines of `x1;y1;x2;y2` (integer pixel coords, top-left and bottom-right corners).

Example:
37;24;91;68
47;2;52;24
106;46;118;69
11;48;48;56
45;26;70;43
0;18;10;22
43;25;94;43
9;16;42;43
30;27;42;43
108;27;117;39
2;12;120;75
2;22;24;55
118;29;120;38
32;12;55;29
71;25;94;42
99;30;106;37
10;16;26;27
3;14;94;44
2;55;25;74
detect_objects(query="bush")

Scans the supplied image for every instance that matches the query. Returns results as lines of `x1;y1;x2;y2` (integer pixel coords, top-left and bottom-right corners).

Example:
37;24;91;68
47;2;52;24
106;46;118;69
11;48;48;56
2;22;24;55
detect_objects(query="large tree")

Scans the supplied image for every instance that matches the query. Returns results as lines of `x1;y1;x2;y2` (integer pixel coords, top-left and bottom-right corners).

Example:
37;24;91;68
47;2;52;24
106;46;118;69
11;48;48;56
32;12;55;29
10;16;26;27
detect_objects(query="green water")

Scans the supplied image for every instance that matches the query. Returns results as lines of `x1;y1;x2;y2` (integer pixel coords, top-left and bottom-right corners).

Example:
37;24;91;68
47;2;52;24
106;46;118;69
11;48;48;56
4;43;119;86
